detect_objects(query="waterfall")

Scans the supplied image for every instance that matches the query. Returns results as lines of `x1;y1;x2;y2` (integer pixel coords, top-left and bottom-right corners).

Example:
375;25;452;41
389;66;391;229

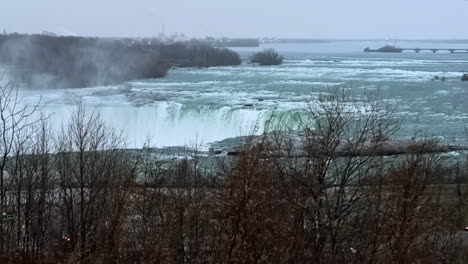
41;102;275;148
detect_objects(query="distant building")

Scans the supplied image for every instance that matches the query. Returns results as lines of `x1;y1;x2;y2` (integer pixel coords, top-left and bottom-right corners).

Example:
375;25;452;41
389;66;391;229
214;38;260;48
42;31;57;37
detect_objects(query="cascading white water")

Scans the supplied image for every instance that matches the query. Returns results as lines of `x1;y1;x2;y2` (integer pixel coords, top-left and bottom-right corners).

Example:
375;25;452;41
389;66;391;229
40;102;272;148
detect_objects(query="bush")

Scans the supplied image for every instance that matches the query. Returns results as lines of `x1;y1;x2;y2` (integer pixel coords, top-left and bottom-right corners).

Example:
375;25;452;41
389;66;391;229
251;48;284;65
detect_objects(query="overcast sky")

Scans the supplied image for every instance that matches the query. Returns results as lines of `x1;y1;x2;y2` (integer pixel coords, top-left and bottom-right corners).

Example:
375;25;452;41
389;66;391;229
2;0;468;39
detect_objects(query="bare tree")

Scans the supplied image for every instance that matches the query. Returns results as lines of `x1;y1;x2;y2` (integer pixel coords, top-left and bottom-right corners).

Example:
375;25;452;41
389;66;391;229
56;105;135;263
0;75;42;257
0;84;466;263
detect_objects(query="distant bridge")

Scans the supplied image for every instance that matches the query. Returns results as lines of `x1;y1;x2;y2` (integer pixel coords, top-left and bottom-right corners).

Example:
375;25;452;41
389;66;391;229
403;48;468;53
365;46;468;53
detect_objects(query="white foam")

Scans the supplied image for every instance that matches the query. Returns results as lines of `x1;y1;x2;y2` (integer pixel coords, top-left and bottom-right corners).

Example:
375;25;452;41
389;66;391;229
128;80;244;87
277;80;343;86
435;90;450;95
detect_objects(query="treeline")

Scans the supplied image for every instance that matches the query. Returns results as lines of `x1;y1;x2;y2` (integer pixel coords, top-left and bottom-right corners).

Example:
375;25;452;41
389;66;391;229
1;80;468;263
0;34;241;88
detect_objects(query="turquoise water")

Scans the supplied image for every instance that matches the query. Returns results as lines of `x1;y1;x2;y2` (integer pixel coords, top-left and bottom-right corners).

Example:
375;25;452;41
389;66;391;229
19;41;468;147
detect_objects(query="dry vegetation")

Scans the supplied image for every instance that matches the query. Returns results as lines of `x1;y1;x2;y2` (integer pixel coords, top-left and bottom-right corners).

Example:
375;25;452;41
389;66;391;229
1;80;468;264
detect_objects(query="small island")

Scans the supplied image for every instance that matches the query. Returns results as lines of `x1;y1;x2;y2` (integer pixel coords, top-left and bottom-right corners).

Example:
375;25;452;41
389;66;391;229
251;49;284;65
364;45;403;53
463;73;468;81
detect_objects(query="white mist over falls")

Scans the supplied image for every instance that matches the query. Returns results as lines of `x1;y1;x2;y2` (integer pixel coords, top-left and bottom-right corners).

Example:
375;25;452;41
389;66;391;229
15;41;468;148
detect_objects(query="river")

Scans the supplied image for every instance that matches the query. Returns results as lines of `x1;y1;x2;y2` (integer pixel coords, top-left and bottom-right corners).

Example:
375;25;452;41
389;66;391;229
17;40;468;148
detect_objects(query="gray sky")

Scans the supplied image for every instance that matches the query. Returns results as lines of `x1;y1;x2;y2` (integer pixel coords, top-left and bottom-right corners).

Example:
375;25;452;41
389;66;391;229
2;0;468;39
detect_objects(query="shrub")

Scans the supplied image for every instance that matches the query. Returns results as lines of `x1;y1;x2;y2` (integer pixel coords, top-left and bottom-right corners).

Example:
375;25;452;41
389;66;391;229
251;49;284;65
